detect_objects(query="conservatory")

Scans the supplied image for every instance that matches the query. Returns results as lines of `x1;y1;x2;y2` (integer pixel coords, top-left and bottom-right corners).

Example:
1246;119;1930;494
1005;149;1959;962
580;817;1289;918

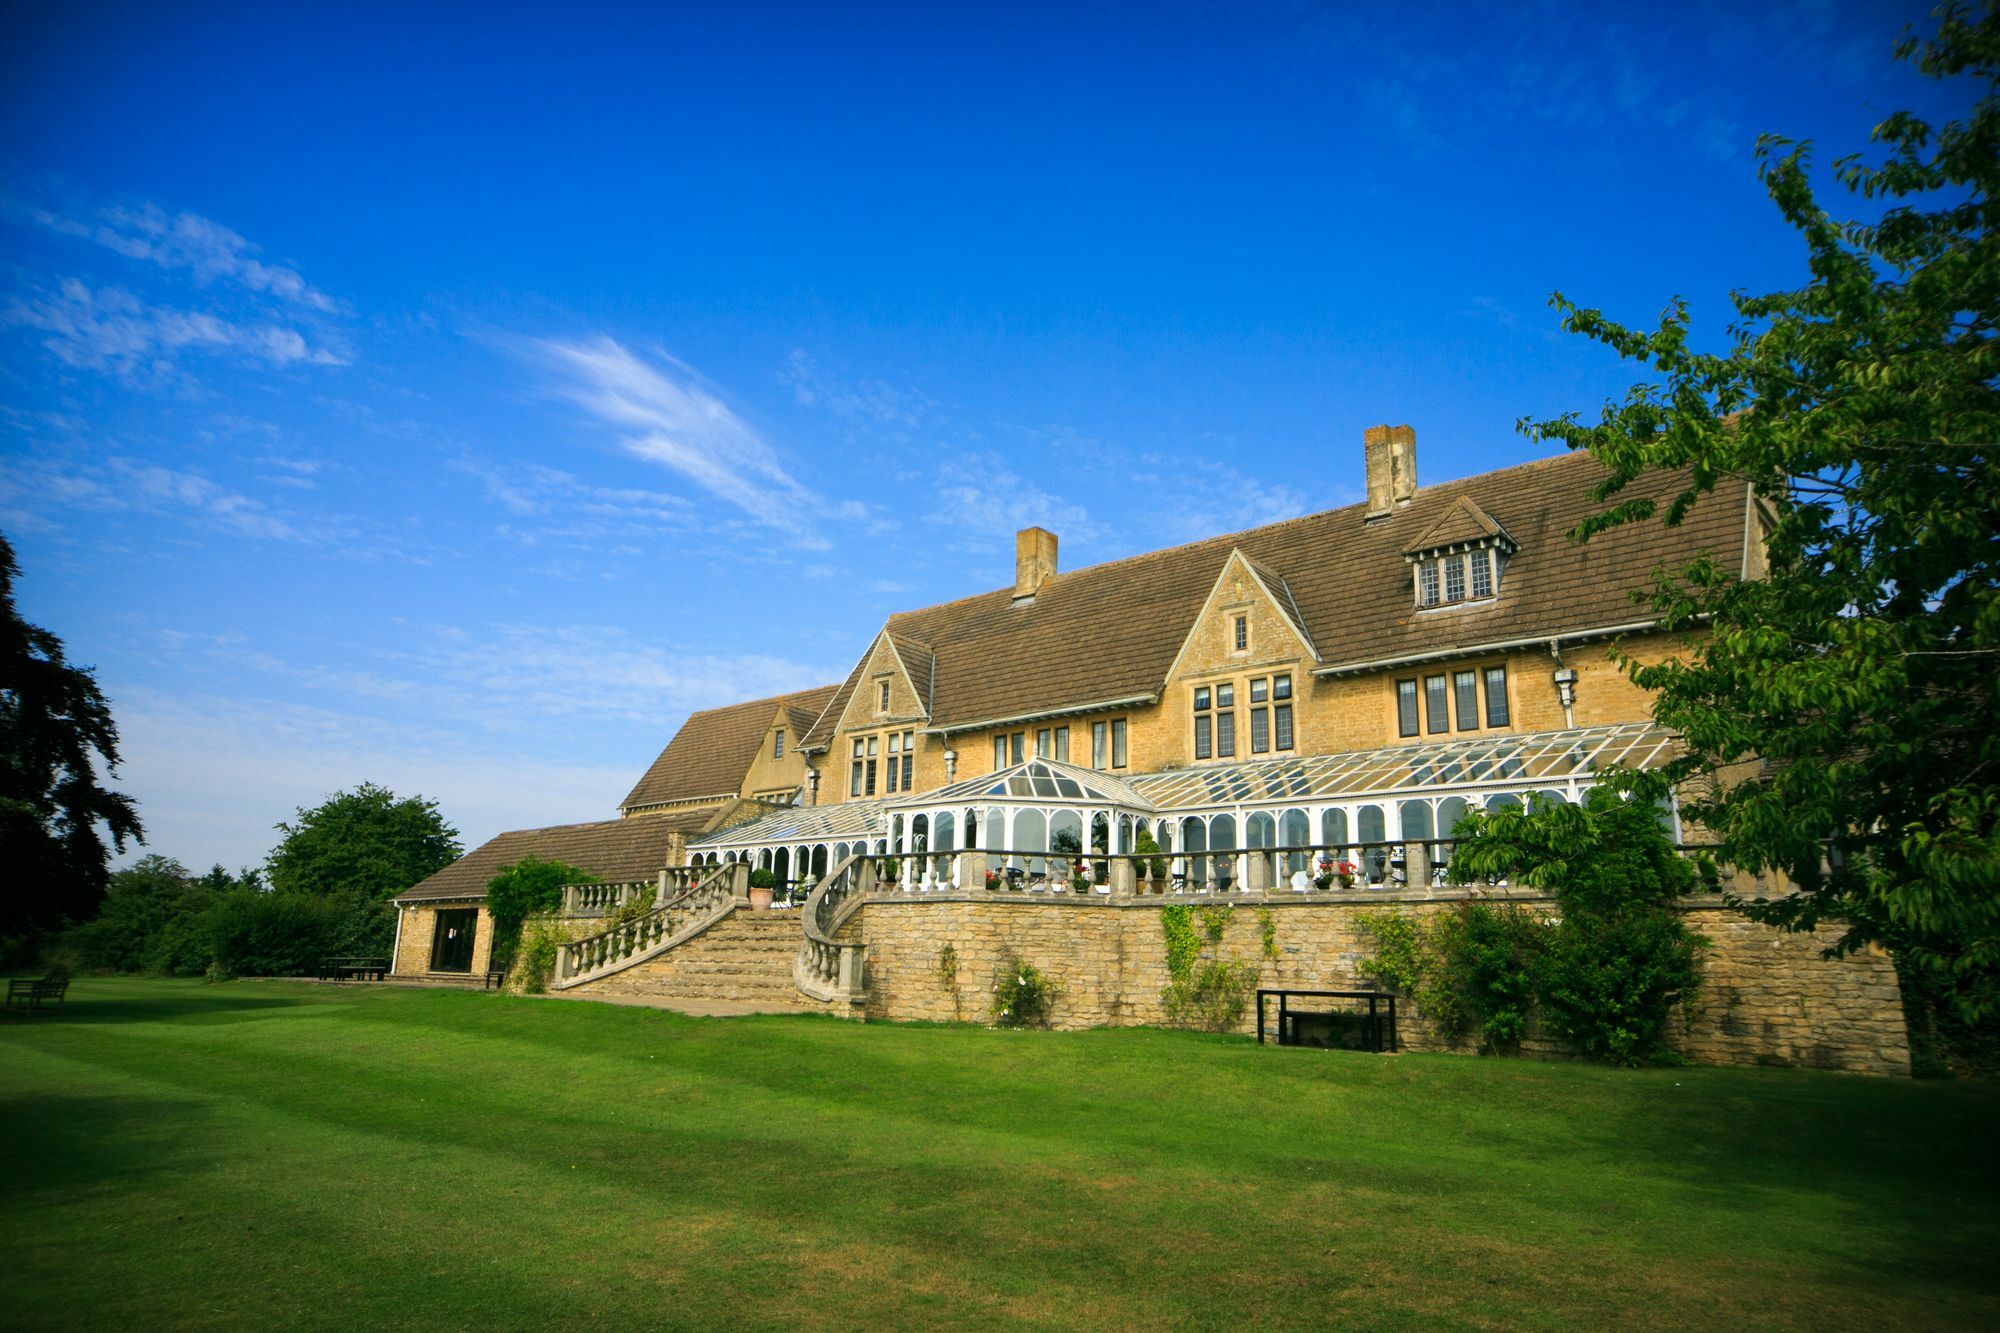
690;722;1680;894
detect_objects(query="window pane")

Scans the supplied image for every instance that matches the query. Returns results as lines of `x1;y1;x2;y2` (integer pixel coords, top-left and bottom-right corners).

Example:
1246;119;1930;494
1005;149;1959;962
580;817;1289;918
994;736;1006;769
1112;719;1127;767
1250;678;1268;703
1234;616;1247;650
867;736;878;756
1194;686;1210;711
1444;555;1465;602
1484;666;1510;726
1217;711;1236;757
1273;674;1292;701
1250;707;1269;753
865;759;877;795
888;732;900;754
1218;683;1235;707
1454;670;1479;730
1195;714;1212;760
879;682;890;710
850;761;863;796
853;738;864;757
774;729;785;759
1424;675;1449;733
1419;561;1440;606
1092;721;1107;768
902;754;913;789
1011;732;1024;764
1396;679;1419;737
1471;549;1493;598
1275;702;1294;750
1054;726;1069;761
1036;729;1051;758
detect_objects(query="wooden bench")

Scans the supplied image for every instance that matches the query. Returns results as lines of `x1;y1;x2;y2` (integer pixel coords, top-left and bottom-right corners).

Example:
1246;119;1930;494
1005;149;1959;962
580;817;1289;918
6;965;70;1016
317;956;389;982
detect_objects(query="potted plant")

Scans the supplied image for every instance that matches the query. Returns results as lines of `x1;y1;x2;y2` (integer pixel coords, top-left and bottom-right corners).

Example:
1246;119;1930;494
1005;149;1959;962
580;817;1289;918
747;868;776;910
1133;827;1170;895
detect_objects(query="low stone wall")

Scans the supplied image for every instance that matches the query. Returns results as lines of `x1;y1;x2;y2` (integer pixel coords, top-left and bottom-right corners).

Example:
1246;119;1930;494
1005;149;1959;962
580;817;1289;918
850;891;1911;1076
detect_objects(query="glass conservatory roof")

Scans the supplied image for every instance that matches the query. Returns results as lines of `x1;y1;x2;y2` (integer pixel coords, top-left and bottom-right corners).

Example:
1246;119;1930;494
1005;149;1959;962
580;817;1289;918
689;797;894;848
1128;723;1678;811
908;758;1156;810
689;725;1677;847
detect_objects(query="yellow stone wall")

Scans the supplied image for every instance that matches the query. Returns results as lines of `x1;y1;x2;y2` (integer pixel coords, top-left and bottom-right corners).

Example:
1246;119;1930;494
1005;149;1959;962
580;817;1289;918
736;704;816;802
392;901;494;978
848;892;1909;1076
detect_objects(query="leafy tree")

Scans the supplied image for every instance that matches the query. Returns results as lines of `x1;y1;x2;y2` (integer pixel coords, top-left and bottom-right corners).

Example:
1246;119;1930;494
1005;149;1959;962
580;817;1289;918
267;783;460;956
64;858;265;975
1521;4;2000;1025
267;783;460;902
484;855;596;968
0;531;143;943
1451;783;1707;1065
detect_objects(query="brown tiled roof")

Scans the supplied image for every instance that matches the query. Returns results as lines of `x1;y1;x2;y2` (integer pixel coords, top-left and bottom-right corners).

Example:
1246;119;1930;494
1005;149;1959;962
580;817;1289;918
888;633;936;714
621;684;839;812
395;816;694;903
802;451;1747;742
1408;495;1510;553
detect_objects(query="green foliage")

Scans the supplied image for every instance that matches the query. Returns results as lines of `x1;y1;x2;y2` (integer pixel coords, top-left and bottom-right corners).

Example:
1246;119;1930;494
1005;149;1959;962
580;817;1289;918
1256;905;1280;960
1162;959;1258;1033
937;941;962;1020
991;955;1060;1028
1362;906;1551;1053
1161;901;1258;1032
485;856;596;969
748;868;776;889
1539;908;1705;1066
1448;784;1709;1063
1519;6;2000;1025
1160;904;1201;983
1132;825;1169;879
513;918;572;994
268;783;461;905
204;890;355;978
0;531;144;942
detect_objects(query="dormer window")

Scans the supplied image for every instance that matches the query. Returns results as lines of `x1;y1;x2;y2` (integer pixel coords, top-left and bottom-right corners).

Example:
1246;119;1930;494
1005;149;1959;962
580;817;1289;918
1406;496;1517;611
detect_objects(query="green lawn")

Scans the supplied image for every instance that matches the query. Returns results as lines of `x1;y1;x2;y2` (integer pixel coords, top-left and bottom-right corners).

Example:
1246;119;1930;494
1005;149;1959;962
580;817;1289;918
1;980;1994;1330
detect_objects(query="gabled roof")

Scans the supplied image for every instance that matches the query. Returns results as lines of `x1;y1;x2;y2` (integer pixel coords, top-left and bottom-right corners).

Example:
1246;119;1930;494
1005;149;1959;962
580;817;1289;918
1238;551;1320;663
888;633;936;715
396;815;700;903
1406;495;1513;555
800;452;1746;741
621;683;839;812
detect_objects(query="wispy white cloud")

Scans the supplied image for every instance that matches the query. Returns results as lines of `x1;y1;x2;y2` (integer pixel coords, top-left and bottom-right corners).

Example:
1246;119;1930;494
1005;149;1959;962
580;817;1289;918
922;449;1096;556
449;455;698;545
782;348;938;437
523;336;823;542
0;452;340;542
12;198;339;312
1;277;346;376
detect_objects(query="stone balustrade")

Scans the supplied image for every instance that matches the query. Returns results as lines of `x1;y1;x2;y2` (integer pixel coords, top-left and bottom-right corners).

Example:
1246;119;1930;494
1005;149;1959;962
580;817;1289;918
553;862;749;987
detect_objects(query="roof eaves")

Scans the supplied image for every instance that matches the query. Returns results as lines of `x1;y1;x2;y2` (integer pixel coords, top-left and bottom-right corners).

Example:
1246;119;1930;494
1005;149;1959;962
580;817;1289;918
1310;617;1672;678
922;692;1160;738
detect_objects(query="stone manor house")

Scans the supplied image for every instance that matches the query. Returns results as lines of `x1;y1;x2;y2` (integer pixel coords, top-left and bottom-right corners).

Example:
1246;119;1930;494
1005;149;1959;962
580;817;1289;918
391;426;1912;1074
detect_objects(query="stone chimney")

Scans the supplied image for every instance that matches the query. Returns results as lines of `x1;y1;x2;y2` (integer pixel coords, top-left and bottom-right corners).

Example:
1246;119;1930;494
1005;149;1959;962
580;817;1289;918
1014;525;1058;602
1364;424;1418;519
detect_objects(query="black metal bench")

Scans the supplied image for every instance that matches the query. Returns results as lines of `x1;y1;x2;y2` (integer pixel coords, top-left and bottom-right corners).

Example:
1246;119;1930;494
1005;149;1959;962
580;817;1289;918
6;964;70;1016
1256;988;1397;1053
482;967;507;990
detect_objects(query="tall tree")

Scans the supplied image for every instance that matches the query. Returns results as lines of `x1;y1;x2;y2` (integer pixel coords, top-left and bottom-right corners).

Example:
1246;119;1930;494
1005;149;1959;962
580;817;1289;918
0;531;143;937
1523;4;2000;1022
267;782;461;904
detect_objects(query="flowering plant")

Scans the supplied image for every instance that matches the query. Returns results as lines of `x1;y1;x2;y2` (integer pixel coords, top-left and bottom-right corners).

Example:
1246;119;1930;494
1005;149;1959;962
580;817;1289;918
991;956;1060;1028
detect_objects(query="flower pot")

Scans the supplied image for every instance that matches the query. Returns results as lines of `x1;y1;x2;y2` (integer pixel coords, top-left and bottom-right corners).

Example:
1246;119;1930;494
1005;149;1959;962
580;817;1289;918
748;885;774;911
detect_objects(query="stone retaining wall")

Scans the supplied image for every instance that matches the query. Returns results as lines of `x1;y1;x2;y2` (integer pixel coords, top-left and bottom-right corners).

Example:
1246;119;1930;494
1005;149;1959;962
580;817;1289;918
850;891;1911;1076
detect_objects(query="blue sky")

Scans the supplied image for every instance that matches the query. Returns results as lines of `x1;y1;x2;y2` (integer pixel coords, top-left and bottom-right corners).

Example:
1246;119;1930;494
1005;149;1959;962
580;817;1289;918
0;0;1953;872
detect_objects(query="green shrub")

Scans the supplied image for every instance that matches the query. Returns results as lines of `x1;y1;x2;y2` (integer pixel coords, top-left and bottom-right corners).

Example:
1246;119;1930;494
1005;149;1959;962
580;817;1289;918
1132;825;1169;880
513;919;572;994
486;857;596;968
203;890;352;978
1539;907;1705;1065
1163;959;1258;1032
1361;905;1551;1052
992;956;1060;1027
748;868;776;889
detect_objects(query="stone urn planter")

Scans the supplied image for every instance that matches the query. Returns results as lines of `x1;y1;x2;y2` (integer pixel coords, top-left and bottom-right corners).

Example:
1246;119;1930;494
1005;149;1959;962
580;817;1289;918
748;884;774;911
